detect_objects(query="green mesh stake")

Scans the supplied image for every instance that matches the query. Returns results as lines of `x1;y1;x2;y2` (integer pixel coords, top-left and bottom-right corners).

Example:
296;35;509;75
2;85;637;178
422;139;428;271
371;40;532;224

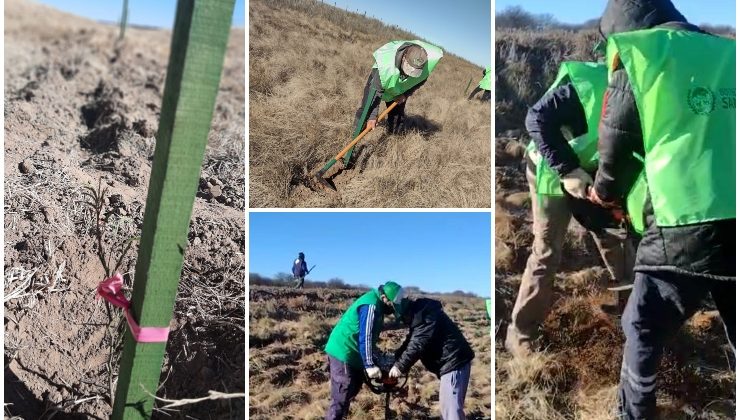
111;0;235;418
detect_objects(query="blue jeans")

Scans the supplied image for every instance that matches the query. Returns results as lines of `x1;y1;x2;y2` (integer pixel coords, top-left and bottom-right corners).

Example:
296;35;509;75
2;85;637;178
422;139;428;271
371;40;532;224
618;271;735;419
325;355;363;420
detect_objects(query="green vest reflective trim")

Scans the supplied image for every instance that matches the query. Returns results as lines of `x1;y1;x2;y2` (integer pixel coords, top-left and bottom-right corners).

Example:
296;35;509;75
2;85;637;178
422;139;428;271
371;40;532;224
479;66;491;90
373;40;443;102
609;28;736;228
324;289;384;368
527;61;608;195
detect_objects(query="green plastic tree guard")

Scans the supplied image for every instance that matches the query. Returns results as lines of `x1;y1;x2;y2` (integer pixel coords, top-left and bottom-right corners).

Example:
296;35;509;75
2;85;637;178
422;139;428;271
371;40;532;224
119;0;129;41
111;0;235;418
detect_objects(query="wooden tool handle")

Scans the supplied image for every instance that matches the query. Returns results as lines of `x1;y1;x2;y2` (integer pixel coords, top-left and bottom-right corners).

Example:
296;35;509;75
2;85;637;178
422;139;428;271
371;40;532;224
333;101;399;161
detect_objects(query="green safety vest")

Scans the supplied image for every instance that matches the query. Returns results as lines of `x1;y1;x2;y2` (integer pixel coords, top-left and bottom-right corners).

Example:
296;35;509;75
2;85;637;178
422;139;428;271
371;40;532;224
609;28;736;233
324;289;384;369
526;61;608;195
479;66;491;91
373;40;443;102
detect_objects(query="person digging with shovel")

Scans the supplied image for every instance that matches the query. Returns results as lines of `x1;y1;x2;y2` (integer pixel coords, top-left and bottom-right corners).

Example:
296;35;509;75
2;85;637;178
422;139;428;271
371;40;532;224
388;294;475;420
324;281;406;420
313;40;443;190
587;0;735;417
313;41;442;190
504;58;637;358
346;40;443;163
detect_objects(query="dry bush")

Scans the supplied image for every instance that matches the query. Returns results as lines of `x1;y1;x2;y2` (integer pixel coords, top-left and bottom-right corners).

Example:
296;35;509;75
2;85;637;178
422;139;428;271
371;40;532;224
249;0;491;208
249;286;491;419
495;29;600;133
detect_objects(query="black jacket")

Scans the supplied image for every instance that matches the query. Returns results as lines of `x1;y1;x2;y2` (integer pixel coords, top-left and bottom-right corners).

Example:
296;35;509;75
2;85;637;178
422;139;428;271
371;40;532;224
594;0;735;280
394;298;474;378
525;83;588;177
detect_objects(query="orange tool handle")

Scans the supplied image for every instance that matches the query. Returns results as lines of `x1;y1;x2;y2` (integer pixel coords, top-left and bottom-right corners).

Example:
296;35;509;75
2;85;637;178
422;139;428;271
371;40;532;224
332;101;399;161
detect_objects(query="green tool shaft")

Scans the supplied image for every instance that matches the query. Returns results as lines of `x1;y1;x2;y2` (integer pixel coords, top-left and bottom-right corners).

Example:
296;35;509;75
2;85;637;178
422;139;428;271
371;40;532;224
111;0;235;418
319;158;337;173
464;77;472;94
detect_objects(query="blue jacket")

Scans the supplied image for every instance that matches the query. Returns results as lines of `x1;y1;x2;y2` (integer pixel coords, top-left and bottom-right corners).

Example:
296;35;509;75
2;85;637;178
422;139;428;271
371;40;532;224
357;304;377;368
526;83;586;177
292;258;308;277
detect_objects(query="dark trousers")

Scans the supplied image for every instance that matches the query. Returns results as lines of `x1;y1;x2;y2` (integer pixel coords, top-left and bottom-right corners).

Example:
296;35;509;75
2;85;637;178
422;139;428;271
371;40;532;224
385;100;407;134
352;75;407;137
618;271;735;419
325;355;364;420
353;73;380;137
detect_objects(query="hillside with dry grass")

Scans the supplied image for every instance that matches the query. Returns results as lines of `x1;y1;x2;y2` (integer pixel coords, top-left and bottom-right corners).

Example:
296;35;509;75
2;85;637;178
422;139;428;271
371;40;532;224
249;286;491;419
494;25;736;416
4;1;244;418
249;0;491;208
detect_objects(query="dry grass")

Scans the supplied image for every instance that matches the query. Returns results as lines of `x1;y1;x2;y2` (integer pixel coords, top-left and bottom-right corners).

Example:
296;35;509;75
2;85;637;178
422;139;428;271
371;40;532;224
249;286;491;419
494;29;599;133
249;0;490;208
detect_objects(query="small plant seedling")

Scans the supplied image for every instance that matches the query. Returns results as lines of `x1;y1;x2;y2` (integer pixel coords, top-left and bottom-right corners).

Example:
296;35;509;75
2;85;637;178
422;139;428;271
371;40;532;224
82;179;139;278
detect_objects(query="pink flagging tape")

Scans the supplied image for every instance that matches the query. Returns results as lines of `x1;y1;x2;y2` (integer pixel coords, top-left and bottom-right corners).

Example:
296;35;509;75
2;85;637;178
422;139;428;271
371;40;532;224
97;273;170;343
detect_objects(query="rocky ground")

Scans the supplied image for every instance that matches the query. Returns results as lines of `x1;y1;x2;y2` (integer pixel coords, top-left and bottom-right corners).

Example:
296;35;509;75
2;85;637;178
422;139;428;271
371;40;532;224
4;1;245;418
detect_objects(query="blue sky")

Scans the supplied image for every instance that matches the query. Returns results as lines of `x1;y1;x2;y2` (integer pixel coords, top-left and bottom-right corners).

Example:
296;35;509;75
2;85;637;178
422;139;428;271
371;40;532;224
37;0;245;28
495;0;735;27
249;212;492;297
331;0;491;68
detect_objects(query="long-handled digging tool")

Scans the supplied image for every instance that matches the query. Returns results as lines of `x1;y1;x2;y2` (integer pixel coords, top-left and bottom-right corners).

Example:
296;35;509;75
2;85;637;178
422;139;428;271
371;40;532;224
363;353;409;420
314;101;399;191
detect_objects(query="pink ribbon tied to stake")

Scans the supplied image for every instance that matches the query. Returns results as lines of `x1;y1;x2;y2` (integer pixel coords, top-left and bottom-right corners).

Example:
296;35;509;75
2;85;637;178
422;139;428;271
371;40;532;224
96;273;170;343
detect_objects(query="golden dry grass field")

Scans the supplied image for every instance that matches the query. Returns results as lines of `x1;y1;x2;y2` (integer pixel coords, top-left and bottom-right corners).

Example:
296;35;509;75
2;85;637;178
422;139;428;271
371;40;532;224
249;286;491;419
249;0;491;208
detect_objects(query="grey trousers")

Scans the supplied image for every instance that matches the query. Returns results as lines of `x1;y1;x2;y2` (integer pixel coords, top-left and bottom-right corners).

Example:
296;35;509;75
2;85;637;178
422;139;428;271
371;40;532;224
507;163;636;347
439;362;471;420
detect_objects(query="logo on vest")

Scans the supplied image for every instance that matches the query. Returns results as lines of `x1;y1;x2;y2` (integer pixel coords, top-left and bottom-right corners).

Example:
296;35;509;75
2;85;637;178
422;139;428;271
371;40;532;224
687;87;716;115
